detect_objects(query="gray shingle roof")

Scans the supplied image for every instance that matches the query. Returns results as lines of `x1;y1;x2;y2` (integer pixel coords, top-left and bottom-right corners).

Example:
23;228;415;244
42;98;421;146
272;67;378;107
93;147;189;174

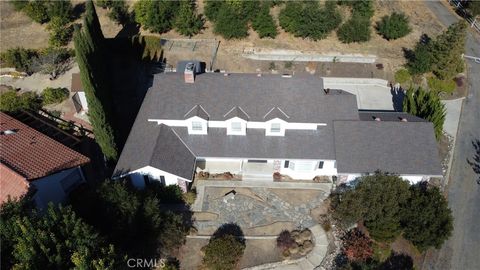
184;105;210;120
114;98;196;180
223;106;250;120
359;111;427;122
333;121;442;176
147;73;359;123
171;125;336;160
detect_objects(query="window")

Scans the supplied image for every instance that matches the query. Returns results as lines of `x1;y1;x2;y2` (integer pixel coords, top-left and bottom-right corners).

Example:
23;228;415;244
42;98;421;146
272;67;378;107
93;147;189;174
270;123;281;133
231;122;242;132
318;161;324;169
284;160;290;168
192;121;203;131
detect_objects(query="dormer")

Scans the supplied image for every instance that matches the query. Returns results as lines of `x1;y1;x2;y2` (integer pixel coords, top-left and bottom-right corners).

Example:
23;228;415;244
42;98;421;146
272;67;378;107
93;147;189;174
264;107;289;136
224;106;249;135
184;105;209;135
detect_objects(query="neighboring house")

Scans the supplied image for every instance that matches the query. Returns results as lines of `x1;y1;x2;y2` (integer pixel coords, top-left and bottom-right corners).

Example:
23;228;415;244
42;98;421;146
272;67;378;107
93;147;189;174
0;112;90;208
71;73;89;113
114;65;442;191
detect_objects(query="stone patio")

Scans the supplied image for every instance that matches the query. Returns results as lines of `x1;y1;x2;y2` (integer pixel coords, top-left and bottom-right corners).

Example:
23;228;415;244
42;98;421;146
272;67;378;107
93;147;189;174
194;187;328;235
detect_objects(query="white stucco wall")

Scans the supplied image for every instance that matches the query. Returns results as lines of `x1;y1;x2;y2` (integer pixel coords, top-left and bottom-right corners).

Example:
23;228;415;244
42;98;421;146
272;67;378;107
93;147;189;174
32;167;85;210
339;174;432;185
78;92;88;110
279;160;337;180
129;166;192;187
196;158;243;174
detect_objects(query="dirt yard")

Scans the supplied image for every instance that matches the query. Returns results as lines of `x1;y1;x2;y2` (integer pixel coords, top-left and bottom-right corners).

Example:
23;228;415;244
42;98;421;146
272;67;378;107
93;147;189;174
1;1;445;74
157;0;446;74
0;0;122;52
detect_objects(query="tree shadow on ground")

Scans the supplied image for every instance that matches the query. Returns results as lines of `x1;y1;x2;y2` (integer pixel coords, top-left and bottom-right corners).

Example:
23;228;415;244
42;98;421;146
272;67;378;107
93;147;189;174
72;2;86;20
212;223;246;245
380;252;414;270
467;139;480;177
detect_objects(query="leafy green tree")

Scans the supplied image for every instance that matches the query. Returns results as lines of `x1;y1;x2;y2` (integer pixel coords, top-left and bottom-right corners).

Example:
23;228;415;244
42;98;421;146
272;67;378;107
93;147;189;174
338;13;371;43
202;234;246;270
279;1;341;41
134;0;179;33
252;5;277;38
204;0;225;22
70;180;189;258
407;41;434;75
42;87;69;105
1;201;119;270
174;0;204;37
47;0;73;22
47;16;74;47
332;173;411;242
431;21;467;80
0;47;37;73
0;91;42;112
403;87;446;139
74;0;118;160
401;183;453;251
376;12;412;40
97;0;130;25
23;1;49;24
213;3;249;39
11;0;29;11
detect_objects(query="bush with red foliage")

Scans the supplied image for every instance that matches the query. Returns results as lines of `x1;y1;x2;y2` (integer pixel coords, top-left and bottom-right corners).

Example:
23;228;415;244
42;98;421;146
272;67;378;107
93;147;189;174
276;230;295;251
342;228;373;262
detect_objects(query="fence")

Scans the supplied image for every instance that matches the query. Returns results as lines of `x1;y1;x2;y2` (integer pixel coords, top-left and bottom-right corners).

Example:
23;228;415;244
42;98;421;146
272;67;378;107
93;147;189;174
447;0;480;33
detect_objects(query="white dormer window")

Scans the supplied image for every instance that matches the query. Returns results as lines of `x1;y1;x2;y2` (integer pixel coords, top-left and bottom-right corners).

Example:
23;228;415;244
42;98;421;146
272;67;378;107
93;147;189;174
270;123;281;133
187;117;208;135
192;121;203;131
231;122;242;132
266;121;285;136
225;116;246;135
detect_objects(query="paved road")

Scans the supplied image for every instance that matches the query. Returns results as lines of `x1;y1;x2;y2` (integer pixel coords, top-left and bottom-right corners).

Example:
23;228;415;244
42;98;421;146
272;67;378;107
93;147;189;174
423;1;480;270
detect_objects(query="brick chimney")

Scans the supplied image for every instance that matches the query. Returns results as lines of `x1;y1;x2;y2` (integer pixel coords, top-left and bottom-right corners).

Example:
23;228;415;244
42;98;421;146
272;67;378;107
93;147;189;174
184;62;195;83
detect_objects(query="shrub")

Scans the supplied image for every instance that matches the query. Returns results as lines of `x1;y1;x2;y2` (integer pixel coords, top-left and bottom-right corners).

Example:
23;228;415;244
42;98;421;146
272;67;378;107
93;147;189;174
401;183;453;251
403;87;446;139
213;4;248;39
42;87;69;105
0;47;38;73
337;13;371;43
202;234;245;269
279;1;342;41
0;91;42;112
134;0;179;33
427;77;456;94
277;230;295;251
174;0;204;37
342;228;373;262
407;42;434;75
47;16;74;47
394;69;411;84
332;173;411;242
376;12;411;40
252;5;277;38
0;91;22;112
23;1;49;24
182;189;197;205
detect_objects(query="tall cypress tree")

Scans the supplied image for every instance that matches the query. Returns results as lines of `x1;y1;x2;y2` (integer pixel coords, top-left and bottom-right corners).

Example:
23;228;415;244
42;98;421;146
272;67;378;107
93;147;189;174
74;1;117;161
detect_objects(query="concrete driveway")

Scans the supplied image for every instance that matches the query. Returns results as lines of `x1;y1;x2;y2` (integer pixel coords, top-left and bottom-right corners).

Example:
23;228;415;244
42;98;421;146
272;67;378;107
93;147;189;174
323;77;395;110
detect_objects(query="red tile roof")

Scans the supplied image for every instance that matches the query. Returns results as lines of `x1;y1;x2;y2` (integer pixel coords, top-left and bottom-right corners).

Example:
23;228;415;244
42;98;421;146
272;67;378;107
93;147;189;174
0;112;90;180
0;163;29;204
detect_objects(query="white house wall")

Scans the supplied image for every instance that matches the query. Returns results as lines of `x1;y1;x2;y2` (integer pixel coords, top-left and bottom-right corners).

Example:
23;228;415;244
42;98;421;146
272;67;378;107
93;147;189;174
78;92;88;110
279;160;337;179
31;167;85;210
339;174;431;185
131;166;192;187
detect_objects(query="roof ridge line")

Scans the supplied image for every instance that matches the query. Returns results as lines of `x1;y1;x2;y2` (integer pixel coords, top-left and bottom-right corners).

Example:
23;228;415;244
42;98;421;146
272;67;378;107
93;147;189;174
170;127;197;157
